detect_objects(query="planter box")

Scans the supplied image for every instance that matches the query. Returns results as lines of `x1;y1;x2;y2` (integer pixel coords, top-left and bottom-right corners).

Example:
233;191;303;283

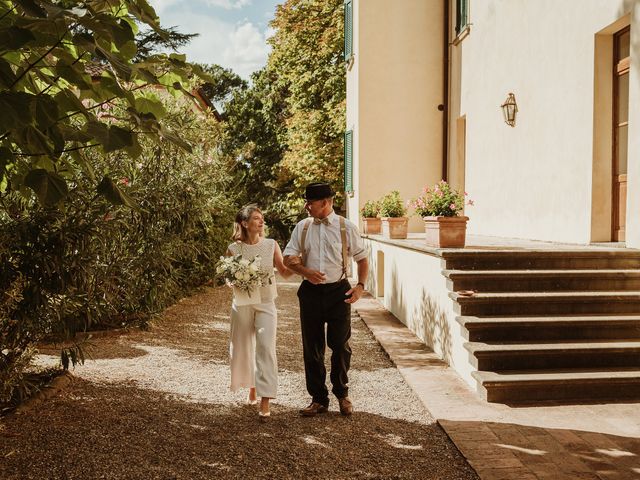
424;216;469;248
381;217;409;239
362;217;382;234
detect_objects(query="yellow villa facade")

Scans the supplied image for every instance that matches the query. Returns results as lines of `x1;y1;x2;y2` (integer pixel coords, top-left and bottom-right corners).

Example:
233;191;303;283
345;0;640;398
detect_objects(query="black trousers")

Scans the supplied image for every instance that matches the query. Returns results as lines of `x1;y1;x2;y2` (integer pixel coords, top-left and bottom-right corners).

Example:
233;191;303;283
297;279;352;406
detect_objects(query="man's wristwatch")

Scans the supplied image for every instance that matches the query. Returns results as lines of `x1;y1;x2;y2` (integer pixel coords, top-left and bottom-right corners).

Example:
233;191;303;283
356;282;365;289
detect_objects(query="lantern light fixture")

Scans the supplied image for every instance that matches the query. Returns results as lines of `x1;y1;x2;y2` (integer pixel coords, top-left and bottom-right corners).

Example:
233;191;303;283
501;92;518;127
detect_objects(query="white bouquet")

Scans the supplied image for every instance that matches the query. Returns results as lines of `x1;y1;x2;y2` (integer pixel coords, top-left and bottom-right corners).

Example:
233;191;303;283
215;254;268;295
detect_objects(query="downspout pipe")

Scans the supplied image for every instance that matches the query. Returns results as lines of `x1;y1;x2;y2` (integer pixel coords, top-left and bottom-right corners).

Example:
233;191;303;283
442;0;450;181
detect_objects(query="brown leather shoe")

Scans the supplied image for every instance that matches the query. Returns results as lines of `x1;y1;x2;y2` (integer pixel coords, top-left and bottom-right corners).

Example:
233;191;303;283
338;397;353;416
299;401;329;417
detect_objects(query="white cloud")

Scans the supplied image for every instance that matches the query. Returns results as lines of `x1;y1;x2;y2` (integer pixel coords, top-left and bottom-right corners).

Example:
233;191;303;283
151;0;251;16
223;22;271;78
203;0;252;9
156;12;270;79
148;0;181;17
146;0;272;79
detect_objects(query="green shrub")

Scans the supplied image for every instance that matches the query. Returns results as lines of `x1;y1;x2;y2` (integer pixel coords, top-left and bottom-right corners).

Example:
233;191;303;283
378;191;407;218
0;91;236;405
360;200;380;218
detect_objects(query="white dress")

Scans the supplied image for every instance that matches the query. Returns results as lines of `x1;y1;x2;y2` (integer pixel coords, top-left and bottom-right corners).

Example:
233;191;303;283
227;238;278;398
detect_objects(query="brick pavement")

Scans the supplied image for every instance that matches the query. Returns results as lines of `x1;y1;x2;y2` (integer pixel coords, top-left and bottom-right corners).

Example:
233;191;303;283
356;295;640;480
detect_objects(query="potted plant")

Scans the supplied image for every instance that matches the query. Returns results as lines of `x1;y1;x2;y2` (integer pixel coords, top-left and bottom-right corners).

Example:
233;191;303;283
379;190;409;239
409;180;473;248
360;200;381;234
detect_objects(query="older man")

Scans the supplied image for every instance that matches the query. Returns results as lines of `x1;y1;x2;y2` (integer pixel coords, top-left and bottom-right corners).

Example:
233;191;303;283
283;182;369;416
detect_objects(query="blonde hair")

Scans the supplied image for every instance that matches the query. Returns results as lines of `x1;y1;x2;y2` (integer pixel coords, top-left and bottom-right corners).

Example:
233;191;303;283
232;204;263;241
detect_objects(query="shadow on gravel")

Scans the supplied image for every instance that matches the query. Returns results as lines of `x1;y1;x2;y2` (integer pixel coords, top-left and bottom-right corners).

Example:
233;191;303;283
0;378;478;480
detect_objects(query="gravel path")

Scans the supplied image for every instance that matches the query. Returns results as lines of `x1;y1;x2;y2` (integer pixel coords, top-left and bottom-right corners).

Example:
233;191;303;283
0;279;478;479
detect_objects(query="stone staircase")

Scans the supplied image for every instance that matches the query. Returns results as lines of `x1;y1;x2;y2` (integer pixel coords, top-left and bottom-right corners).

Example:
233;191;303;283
442;249;640;403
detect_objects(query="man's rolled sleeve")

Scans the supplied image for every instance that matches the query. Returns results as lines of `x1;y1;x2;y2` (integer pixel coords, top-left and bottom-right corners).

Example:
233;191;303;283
348;223;367;262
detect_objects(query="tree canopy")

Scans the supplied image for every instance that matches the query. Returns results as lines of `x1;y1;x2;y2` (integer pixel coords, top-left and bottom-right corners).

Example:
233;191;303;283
268;0;346;207
219;0;346;238
0;0;211;206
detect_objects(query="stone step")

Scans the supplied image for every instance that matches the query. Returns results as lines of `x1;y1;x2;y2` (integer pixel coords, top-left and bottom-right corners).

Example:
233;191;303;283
465;341;640;370
450;291;640;316
441;251;640;271
457;315;640;342
445;269;640;292
472;369;640;403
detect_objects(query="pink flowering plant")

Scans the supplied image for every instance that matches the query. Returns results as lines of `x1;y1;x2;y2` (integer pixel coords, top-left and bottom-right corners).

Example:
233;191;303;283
409;181;473;218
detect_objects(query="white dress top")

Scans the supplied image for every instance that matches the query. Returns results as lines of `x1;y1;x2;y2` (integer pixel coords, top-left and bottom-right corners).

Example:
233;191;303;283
228;238;278;302
283;212;367;284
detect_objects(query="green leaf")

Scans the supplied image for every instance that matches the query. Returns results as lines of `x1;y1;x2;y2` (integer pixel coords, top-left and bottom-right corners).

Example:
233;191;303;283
56;64;93;91
86;120;110;145
47;124;65;158
128;0;161;27
96;47;133;81
125;135;143;159
135;67;159;84
118;40;137;60
0;58;16;89
157;72;182;88
0;26;35;51
58;125;94;143
135;96;166;119
105;125;133;152
54;89;90;118
35;96;60;129
21;125;54;156
72;32;96;54
15;0;47;17
113;19;135;49
24;168;69;205
97;175;136;208
0;92;34;131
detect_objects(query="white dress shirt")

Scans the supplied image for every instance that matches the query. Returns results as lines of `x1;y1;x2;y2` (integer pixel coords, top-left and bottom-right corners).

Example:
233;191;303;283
283;212;367;284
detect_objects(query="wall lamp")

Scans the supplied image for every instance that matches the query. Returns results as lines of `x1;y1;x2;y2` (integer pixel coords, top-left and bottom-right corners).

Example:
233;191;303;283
501;92;518;127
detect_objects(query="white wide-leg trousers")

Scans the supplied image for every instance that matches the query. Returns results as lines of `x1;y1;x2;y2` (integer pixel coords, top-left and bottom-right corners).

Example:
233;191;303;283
229;301;278;398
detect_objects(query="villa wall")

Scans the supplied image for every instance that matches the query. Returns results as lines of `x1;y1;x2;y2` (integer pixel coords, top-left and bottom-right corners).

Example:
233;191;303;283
362;238;475;387
451;0;640;245
346;0;444;233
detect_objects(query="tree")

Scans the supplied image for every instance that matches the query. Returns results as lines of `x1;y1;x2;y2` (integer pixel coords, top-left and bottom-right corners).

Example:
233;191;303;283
220;68;294;240
197;64;246;106
0;0;211;206
134;25;198;62
267;0;345;208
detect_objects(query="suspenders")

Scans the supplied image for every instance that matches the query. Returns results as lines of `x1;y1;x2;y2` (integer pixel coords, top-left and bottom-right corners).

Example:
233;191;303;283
300;216;349;279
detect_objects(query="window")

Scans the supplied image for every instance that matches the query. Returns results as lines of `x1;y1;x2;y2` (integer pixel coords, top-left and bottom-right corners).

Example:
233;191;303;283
344;130;353;193
344;0;353;61
455;0;469;36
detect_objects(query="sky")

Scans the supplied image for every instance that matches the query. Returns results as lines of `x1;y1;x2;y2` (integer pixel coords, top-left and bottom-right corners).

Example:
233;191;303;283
147;0;283;80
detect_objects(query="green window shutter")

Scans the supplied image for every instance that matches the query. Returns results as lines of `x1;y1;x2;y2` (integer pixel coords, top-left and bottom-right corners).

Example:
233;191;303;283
344;0;353;60
344;130;353;193
455;0;468;36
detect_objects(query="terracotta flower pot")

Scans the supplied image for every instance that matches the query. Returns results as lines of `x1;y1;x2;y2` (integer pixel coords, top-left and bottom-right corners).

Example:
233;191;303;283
381;217;409;239
423;216;468;248
362;217;382;234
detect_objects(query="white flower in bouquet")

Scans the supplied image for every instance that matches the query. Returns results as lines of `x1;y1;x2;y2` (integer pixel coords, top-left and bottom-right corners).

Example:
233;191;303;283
215;254;268;294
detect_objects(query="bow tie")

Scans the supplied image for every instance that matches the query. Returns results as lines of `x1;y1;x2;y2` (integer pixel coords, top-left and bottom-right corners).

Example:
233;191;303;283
313;217;330;226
